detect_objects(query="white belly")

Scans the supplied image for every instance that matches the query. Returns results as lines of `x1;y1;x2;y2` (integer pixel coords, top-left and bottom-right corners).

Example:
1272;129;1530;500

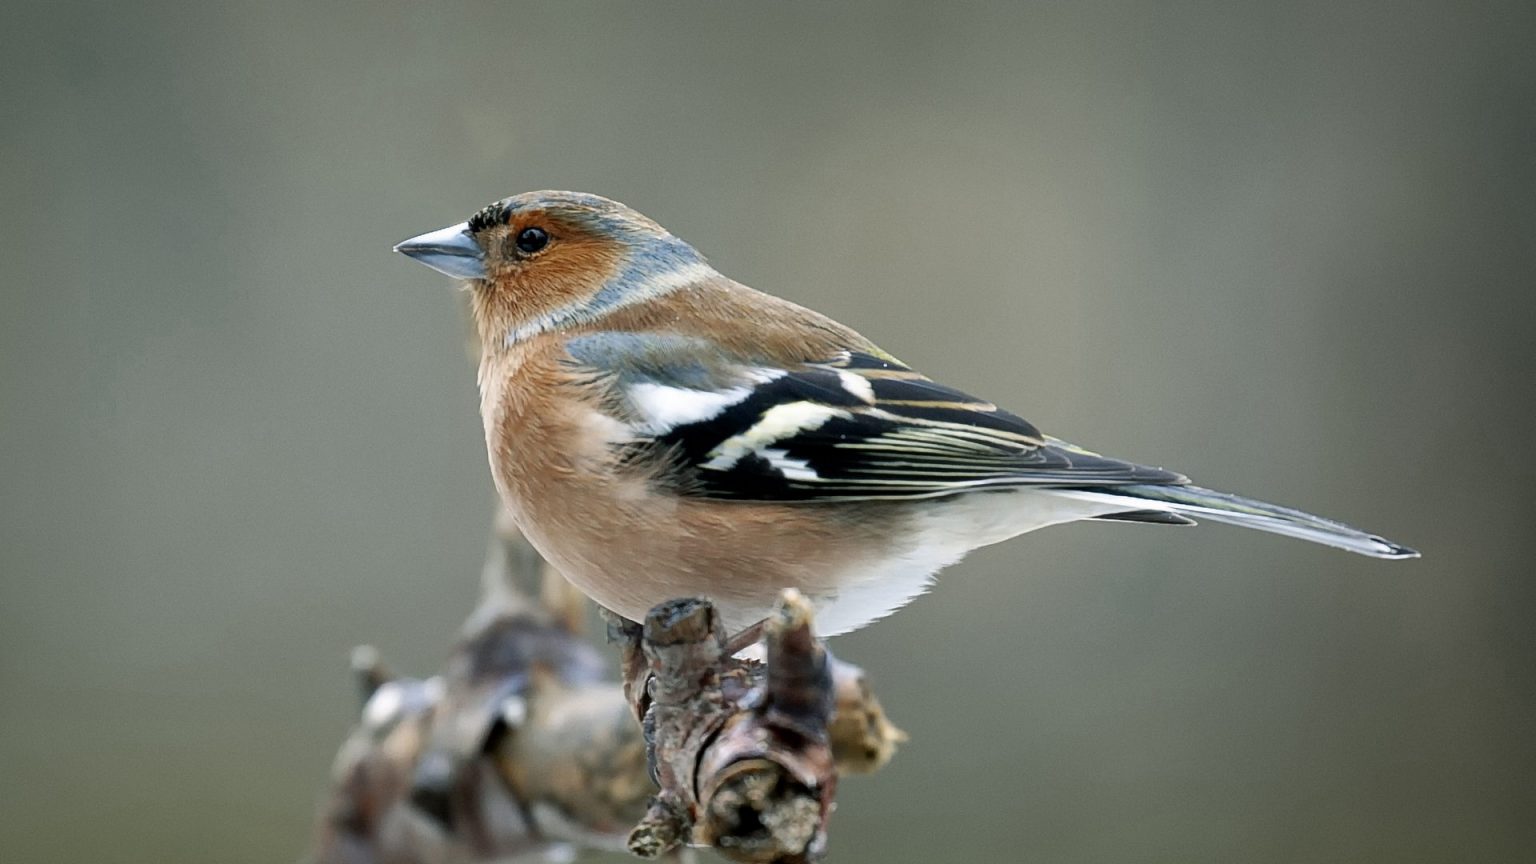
808;489;1120;636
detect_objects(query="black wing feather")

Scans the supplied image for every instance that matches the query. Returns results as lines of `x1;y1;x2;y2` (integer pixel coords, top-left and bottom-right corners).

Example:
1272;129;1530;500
632;350;1186;501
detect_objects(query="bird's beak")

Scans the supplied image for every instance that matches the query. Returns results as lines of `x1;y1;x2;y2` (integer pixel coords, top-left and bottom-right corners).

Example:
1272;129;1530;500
394;222;487;280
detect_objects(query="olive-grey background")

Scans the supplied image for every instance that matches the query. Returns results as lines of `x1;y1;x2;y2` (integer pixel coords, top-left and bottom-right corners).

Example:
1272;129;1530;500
3;2;1533;862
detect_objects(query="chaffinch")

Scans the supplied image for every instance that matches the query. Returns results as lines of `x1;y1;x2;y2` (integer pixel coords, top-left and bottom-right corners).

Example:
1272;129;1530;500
396;191;1416;637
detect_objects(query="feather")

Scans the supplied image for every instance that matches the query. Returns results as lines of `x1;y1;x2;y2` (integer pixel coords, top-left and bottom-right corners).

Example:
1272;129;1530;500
563;336;1187;501
1054;485;1419;559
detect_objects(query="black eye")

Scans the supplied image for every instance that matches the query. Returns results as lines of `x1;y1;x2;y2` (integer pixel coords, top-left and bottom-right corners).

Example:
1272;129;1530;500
515;226;549;254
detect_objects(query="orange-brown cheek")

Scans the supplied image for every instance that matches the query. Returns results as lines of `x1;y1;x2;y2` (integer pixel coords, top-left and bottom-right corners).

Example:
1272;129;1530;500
492;237;625;320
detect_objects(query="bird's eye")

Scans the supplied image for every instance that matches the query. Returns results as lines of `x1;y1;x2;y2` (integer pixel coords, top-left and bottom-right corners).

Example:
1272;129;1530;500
515;227;549;254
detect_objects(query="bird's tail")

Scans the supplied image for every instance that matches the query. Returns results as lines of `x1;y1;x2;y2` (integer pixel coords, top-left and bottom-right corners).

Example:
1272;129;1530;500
1057;484;1419;559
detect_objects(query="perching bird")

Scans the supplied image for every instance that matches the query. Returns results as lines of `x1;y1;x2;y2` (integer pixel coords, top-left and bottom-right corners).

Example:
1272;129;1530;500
396;191;1417;637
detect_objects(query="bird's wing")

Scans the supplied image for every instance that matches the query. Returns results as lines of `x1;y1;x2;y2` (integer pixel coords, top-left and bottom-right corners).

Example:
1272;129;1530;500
564;332;1188;501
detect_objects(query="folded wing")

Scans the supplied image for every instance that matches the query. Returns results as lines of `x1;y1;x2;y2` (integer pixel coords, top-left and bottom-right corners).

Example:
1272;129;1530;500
565;334;1187;502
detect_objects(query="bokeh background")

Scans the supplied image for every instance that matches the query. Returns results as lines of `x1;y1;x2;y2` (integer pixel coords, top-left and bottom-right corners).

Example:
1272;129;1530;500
3;2;1534;862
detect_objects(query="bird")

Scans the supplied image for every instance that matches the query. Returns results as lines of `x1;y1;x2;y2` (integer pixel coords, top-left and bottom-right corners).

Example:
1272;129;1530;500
395;191;1417;637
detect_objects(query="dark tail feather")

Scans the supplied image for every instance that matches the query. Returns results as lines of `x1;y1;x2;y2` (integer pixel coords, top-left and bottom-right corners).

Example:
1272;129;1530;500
1092;509;1198;526
1061;484;1419;559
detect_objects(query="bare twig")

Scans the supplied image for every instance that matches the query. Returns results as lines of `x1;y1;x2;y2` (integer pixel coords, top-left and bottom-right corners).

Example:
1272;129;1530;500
306;517;902;863
618;590;902;863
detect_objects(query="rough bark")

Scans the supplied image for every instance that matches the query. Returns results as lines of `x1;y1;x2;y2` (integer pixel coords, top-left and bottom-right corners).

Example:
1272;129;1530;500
306;517;903;864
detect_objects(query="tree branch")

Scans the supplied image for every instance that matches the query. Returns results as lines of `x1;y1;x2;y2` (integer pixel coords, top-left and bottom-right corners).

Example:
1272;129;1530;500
306;516;903;863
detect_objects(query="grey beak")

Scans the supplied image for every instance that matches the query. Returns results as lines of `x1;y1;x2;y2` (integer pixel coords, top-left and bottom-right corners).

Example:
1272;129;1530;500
394;222;487;280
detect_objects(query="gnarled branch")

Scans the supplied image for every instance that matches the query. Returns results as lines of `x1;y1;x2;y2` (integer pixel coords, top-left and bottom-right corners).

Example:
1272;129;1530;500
306;516;902;863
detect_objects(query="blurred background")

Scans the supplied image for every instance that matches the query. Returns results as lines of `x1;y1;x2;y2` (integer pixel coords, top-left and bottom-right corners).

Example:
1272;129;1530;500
3;2;1534;862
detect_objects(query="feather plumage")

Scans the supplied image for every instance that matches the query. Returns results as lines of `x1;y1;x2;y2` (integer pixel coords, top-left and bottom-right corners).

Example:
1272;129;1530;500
564;337;1187;501
395;190;1418;637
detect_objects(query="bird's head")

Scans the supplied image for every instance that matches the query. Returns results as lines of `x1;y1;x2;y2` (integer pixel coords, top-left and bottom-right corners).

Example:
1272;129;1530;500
395;191;715;350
